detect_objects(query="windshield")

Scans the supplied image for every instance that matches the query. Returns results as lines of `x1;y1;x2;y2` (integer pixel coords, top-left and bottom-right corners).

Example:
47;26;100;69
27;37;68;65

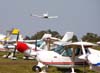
62;48;72;56
52;45;65;54
36;41;44;47
52;45;90;57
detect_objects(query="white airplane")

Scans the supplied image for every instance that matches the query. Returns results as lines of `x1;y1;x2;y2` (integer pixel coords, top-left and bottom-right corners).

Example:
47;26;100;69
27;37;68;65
15;33;98;73
33;42;95;73
15;40;97;73
31;12;58;19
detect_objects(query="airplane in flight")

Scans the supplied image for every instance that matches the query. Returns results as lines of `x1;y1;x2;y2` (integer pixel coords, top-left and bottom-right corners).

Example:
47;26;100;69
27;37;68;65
31;12;58;19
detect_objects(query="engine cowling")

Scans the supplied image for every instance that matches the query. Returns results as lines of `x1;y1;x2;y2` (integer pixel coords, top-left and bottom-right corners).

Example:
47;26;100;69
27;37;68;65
16;42;29;53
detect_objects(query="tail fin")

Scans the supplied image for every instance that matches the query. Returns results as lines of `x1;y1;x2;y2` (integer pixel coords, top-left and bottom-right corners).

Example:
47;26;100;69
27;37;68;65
10;34;23;41
61;32;74;42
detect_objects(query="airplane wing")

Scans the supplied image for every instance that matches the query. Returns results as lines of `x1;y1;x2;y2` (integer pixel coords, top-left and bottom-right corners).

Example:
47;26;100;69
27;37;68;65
54;41;70;46
48;16;58;19
24;40;41;43
31;14;43;18
5;39;42;44
50;37;60;41
68;42;97;47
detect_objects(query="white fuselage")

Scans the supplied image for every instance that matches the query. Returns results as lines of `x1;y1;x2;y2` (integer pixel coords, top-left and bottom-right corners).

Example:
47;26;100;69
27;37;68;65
36;50;86;68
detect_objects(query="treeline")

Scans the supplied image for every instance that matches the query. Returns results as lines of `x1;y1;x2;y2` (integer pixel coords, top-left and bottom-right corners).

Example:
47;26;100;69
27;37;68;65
24;29;100;43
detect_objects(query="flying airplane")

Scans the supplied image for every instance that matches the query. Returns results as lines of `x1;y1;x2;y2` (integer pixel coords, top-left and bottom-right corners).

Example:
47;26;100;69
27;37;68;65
31;12;58;19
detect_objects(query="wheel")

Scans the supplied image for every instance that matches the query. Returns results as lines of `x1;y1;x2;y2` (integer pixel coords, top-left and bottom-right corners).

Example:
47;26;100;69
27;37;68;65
32;65;41;72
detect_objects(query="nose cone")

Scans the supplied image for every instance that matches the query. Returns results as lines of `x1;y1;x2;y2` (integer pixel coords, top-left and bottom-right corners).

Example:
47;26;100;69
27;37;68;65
16;42;29;53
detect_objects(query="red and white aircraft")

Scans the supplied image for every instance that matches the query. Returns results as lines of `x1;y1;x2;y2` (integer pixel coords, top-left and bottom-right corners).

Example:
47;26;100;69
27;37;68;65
13;32;74;59
3;33;52;59
4;32;73;59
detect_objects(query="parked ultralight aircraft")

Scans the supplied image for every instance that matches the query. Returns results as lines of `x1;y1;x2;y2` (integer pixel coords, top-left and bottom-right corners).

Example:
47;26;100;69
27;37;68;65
12;32;74;60
14;35;98;73
30;41;97;73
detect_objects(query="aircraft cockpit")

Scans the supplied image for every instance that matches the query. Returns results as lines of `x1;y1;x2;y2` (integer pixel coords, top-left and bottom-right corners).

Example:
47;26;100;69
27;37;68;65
51;45;90;57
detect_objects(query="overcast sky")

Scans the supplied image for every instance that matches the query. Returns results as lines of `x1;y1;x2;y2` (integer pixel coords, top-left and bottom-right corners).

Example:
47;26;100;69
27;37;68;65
0;0;100;38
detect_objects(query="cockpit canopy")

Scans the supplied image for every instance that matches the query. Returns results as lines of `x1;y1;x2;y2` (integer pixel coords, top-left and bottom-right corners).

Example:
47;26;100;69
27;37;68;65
51;45;90;57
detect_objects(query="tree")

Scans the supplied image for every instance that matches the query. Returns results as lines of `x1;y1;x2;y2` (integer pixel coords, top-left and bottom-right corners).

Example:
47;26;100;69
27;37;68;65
24;36;31;40
31;30;46;40
31;29;61;40
72;35;78;42
82;32;100;42
47;29;61;38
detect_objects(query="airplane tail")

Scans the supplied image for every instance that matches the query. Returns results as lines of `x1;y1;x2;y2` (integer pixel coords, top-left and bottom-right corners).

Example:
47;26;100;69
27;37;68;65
9;34;23;42
53;32;74;46
61;32;74;42
7;28;23;42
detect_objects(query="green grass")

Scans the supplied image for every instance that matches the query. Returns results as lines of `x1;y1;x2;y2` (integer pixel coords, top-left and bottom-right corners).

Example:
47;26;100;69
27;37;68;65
0;52;99;73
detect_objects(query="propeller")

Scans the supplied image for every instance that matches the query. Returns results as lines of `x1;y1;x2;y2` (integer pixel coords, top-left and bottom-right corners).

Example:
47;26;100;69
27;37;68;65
11;31;20;60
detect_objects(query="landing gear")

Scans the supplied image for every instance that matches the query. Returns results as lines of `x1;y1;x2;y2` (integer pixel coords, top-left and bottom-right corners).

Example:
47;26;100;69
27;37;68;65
32;65;41;72
23;56;34;60
71;67;76;73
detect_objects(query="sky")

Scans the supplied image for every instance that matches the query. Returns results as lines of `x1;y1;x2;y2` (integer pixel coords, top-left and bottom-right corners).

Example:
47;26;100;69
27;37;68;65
0;0;100;38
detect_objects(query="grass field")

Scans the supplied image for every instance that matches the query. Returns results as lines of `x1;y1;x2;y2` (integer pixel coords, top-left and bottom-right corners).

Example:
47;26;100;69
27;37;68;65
0;52;99;73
